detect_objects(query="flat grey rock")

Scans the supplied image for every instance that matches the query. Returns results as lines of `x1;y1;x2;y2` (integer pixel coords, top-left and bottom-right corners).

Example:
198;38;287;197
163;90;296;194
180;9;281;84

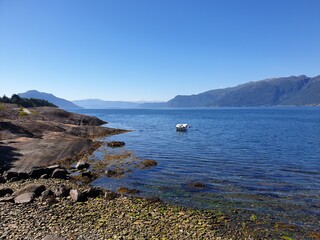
14;192;35;204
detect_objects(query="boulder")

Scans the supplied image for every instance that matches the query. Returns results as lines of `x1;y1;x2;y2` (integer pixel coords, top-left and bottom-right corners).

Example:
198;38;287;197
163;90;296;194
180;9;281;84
3;171;28;181
145;197;162;204
29;165;61;178
0;176;5;183
12;184;46;197
14;192;35;204
117;187;140;195
54;185;70;198
46;164;61;171
104;190;120;200
140;159;158;169
40;174;49;179
107;141;125;148
28;167;49;178
81;171;93;178
105;169;124;178
188;182;207;188
83;187;103;198
0;196;14;203
51;169;68;179
0;188;13;197
41;189;54;199
69;189;87;202
75;161;90;170
2;171;18;181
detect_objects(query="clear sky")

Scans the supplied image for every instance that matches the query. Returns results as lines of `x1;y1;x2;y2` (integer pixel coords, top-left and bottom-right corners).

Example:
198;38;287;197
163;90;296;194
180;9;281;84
0;0;319;101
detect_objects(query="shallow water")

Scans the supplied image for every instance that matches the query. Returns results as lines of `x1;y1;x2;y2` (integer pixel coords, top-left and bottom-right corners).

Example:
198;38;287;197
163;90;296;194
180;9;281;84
74;107;320;232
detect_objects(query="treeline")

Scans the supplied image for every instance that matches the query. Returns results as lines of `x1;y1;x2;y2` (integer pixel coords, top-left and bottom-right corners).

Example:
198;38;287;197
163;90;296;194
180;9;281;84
0;94;57;108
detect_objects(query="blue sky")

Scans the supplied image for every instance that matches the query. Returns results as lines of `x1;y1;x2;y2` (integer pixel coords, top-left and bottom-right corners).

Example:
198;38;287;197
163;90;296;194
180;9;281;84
0;0;319;101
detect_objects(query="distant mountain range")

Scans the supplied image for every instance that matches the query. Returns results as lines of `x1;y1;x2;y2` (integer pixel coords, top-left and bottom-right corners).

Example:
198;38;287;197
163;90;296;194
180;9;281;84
168;75;320;107
18;75;320;109
72;99;168;109
19;90;82;109
72;99;140;109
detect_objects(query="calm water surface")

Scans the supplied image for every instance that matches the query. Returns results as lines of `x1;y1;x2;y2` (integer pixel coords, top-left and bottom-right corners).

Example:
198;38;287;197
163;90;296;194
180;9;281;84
75;108;320;230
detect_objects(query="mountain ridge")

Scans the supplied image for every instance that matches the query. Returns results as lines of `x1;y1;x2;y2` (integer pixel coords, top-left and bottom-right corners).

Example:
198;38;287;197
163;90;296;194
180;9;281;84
19;90;82;109
168;75;320;107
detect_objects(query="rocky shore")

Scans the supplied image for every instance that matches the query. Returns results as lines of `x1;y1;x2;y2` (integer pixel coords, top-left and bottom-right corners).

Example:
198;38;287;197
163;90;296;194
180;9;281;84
0;178;236;240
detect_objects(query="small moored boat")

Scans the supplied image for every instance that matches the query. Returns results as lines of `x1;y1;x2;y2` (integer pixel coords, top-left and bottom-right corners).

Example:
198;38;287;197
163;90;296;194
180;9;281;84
176;123;189;131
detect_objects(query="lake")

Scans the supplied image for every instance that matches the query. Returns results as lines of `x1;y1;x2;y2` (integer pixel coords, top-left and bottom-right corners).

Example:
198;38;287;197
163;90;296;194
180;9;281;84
74;107;320;233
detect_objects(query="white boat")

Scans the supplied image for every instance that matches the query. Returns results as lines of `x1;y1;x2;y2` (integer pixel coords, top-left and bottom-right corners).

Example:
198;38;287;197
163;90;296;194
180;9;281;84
176;123;189;131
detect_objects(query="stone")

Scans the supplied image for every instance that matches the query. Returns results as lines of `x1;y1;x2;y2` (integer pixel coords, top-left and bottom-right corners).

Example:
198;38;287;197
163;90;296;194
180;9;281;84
188;182;207;188
0;188;13;197
0;176;5;183
105;169;124;178
0;196;14;203
140;159;158;169
46;164;60;170
145;197;162;204
40;174;49;179
75;161;90;170
12;184;46;197
17;172;29;179
42;235;66;240
28;167;48;178
117;187;140;195
107;141;125;148
3;171;28;181
81;171;93;178
104;190;120;200
51;168;68;179
2;171;18;180
105;169;116;177
41;189;54;198
54;185;70;198
69;189;87;202
83;187;103;198
14;192;35;204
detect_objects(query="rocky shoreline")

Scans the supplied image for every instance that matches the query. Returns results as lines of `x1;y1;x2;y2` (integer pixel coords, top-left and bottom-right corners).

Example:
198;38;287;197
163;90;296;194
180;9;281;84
0;178;236;239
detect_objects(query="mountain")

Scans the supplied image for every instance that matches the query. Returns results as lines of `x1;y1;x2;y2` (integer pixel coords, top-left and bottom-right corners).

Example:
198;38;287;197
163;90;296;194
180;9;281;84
168;75;320;107
137;102;168;108
19;90;82;109
73;99;140;109
73;99;168;109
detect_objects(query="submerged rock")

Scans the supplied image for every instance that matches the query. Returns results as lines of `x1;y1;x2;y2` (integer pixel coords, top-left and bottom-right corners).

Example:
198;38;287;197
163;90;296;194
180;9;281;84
117;187;140;195
188;182;207;188
107;141;125;148
140;159;158;169
105;169;125;178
